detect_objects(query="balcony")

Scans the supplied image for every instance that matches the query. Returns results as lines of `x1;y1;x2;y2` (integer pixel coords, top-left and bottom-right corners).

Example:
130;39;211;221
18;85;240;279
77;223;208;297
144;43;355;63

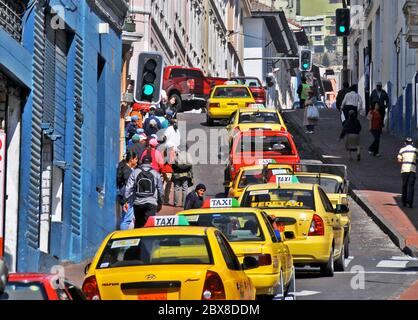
0;0;24;42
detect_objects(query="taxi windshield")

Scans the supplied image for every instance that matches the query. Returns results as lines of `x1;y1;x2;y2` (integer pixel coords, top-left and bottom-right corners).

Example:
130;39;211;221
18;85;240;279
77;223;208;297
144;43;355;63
238;168;292;188
242;189;315;210
236;135;294;155
97;235;213;268
213;87;251;98
239;112;279;124
295;176;342;193
186;213;264;242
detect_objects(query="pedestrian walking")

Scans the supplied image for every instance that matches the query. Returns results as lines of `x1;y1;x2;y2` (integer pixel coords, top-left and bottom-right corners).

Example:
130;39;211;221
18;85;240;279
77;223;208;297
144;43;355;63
124;155;164;228
140;138;165;173
161;144;175;205
116;151;139;230
172;149;194;207
370;82;390;124
129;103;144;128
297;77;311;109
125;116;138;143
163;119;181;152
397;138;418;208
143;106;162;136
336;82;350;111
184;184;206;210
339;110;362;161
128;134;147;162
303;96;319;134
367;102;383;157
166;96;179;118
341;84;363;123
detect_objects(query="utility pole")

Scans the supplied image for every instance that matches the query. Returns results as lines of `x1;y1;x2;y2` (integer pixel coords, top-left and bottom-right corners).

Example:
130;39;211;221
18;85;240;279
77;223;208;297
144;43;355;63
342;0;349;84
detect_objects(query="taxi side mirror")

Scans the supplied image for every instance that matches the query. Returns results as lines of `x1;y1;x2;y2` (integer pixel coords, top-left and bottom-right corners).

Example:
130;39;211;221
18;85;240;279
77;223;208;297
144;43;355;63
242;256;259;270
335;204;349;214
84;263;91;275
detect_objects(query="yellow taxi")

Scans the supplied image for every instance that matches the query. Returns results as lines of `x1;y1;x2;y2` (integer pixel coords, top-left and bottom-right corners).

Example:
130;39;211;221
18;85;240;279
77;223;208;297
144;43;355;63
226;108;288;141
239;180;346;277
206;85;255;126
82;216;256;300
226;164;294;199
177;198;294;299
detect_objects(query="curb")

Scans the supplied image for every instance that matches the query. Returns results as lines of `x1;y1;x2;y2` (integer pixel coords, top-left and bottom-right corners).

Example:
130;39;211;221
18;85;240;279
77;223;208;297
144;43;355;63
283;110;418;257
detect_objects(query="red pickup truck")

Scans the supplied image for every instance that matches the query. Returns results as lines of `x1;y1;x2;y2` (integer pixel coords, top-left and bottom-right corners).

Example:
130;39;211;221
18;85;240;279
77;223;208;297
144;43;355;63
163;66;227;112
230;77;266;104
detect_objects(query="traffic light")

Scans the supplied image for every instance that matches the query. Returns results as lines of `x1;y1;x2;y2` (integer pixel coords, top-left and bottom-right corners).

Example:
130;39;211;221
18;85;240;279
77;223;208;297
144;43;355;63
299;49;312;72
336;8;350;36
135;52;164;104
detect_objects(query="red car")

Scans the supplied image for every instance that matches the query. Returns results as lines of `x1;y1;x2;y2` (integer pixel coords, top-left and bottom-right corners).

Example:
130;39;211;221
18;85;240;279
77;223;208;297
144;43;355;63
163;66;227;112
0;273;85;300
225;129;300;185
230;77;266;104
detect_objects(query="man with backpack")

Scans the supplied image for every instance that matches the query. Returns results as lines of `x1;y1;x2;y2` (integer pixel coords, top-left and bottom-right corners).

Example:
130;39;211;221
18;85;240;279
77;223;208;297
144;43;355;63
125;155;164;228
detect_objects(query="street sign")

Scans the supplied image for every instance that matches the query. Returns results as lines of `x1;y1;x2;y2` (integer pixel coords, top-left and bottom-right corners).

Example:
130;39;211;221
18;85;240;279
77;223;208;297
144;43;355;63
134;52;164;104
0;132;5;258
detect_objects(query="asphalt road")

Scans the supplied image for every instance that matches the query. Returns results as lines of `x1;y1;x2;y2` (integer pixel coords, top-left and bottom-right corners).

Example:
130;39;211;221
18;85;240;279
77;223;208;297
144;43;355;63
178;112;418;300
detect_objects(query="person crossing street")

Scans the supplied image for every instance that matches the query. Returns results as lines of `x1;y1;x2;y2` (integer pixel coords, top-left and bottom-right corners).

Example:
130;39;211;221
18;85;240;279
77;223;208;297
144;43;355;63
397;138;418;208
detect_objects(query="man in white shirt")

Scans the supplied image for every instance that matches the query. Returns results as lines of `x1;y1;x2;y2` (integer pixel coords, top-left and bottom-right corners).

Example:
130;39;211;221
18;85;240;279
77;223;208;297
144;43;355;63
163;119;181;151
397;137;418;208
341;84;363;124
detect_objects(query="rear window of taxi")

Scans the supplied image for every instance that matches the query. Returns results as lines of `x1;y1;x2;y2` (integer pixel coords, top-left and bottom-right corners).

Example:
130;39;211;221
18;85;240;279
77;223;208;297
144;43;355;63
213;87;251;98
236;135;294;155
241;189;315;210
239;112;279;124
185;213;265;242
295;176;342;194
238;168;293;188
97;235;213;268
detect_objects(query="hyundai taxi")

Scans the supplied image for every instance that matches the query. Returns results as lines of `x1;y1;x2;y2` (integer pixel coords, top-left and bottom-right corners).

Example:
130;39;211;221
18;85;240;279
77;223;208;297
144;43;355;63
226;109;288;142
239;181;346;277
177;198;294;298
224;129;300;186
206;85;255;126
82;216;256;300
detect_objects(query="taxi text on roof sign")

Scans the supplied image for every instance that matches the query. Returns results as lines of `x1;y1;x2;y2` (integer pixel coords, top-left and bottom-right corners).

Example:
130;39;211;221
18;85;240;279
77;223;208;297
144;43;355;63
276;175;299;184
202;198;240;208
144;215;189;227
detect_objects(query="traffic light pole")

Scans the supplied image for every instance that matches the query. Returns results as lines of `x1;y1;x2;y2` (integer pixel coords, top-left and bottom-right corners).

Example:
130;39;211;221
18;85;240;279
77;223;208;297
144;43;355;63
342;0;349;84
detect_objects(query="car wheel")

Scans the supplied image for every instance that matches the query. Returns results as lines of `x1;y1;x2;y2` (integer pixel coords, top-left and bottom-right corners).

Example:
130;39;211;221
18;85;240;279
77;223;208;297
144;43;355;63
334;245;345;272
206;114;214;126
344;236;350;259
274;270;285;300
284;266;296;299
320;247;334;277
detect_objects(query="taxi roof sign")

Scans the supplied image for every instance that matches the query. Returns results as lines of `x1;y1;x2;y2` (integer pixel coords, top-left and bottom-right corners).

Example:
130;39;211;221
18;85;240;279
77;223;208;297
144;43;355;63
276;175;300;184
144;215;189;227
202;198;240;209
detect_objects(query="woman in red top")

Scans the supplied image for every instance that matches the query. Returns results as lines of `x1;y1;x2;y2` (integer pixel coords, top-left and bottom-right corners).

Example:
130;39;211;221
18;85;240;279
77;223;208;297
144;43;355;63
367;102;383;157
140;139;165;173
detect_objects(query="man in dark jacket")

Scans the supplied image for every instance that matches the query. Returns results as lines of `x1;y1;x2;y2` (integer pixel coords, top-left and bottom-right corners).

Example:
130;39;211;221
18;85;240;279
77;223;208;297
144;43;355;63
336;82;350;111
184;184;206;210
370;82;390;124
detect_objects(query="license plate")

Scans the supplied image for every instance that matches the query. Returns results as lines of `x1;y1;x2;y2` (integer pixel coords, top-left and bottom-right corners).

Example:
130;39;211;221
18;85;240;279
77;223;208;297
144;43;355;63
258;159;274;165
137;290;167;300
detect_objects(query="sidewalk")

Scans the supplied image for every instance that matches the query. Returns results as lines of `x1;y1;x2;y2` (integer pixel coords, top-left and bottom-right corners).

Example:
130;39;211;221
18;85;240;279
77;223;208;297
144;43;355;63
283;109;418;256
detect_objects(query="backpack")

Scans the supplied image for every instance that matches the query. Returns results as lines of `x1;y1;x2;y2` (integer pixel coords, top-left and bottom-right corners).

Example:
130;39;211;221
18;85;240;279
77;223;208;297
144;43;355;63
307;105;319;120
135;167;156;198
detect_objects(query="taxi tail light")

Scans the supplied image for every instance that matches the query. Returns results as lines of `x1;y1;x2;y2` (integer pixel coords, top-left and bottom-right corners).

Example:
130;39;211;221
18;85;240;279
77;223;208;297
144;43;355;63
82;275;101;300
245;102;253;108
246;254;272;266
308;214;325;236
187;79;195;90
202;270;226;300
209;103;220;108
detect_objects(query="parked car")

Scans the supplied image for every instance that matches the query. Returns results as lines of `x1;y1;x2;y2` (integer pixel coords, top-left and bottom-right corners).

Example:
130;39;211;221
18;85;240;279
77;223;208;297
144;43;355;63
0;273;86;300
230;77;266;104
163;66;227;112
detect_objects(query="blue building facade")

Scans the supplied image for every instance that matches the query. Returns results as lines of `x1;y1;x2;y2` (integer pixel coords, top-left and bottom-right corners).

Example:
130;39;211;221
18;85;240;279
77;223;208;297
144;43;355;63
0;0;127;272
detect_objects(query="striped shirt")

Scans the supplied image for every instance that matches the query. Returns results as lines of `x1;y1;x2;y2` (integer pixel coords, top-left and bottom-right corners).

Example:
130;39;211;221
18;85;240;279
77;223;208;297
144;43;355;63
397;145;418;173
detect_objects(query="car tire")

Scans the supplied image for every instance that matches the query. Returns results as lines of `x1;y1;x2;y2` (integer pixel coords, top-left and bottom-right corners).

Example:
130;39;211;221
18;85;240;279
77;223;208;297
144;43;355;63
206;114;214;126
320;247;334;277
344;236;350;259
284;267;296;299
169;93;183;113
334;245;345;272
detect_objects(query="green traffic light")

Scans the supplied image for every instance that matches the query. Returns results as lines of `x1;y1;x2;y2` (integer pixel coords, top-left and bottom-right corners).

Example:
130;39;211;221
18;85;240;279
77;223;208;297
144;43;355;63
143;84;154;96
303;63;309;69
339;26;346;33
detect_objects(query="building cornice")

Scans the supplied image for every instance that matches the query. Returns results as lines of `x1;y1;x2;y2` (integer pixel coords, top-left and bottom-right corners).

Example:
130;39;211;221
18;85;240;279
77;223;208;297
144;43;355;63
87;0;129;33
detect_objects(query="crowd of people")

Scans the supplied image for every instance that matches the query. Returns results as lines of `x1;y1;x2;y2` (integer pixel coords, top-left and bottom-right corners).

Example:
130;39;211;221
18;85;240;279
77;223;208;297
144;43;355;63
116;91;207;229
